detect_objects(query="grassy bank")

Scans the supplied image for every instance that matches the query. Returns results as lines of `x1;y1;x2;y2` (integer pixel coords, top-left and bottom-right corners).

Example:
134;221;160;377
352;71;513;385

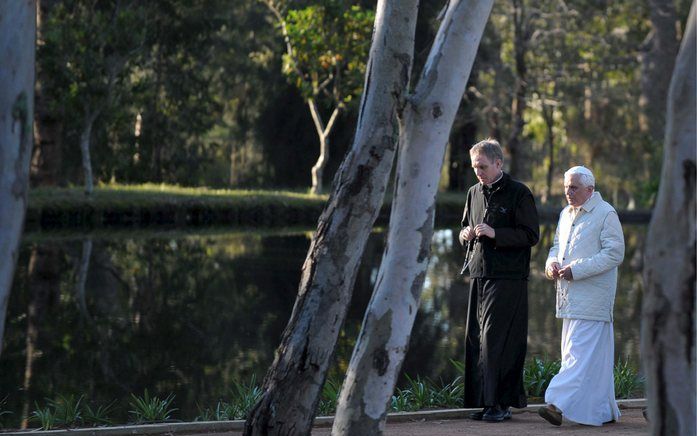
26;184;331;230
25;184;650;231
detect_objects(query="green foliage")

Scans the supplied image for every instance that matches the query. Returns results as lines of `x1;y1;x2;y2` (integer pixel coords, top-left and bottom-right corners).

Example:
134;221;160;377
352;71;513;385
195;375;263;421
29;394;85;429
228;375;264;419
196;400;237;421
30;406;57;431
614;359;644;399
49;394;84;427
28;396;117;429
82;401;116;426
524;356;561;398
29;0;691;198
283;4;374;104
432;377;464;409
128;390;177;423
404;375;435;410
317;376;342;416
391;387;416;412
0;396;12;427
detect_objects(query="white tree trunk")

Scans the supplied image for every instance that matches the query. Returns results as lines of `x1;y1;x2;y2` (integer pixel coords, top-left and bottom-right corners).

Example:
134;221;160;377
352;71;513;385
0;0;36;358
332;1;493;433
310;133;328;195
80;110;99;196
244;2;419;434
641;3;696;436
309;101;340;195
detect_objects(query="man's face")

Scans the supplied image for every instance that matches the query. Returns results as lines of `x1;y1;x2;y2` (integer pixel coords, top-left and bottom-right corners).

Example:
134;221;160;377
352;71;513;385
564;173;594;207
471;153;502;185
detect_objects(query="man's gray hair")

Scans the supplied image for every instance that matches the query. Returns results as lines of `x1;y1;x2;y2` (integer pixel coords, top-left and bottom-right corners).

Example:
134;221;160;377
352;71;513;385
565;166;595;187
470;138;504;163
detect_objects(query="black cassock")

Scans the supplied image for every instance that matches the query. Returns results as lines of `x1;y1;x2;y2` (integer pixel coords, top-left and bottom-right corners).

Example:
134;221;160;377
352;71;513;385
459;173;539;409
464;277;528;408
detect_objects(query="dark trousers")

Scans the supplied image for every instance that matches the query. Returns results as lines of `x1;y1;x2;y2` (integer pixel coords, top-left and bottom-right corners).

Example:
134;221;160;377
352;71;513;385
464;278;528;408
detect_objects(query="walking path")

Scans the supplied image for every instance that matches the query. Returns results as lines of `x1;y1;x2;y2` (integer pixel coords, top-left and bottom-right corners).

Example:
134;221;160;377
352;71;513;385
313;402;647;436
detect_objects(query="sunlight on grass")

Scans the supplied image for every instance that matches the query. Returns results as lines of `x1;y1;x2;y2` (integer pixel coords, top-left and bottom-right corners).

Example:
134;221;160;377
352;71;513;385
29;183;328;209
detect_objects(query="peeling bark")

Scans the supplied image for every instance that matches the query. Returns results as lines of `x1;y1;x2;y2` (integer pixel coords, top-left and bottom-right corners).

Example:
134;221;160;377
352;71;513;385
641;4;696;436
0;0;36;358
333;1;494;433
244;2;419;434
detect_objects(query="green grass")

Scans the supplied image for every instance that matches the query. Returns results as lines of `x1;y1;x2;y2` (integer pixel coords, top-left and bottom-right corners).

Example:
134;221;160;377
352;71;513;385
24;183;470;231
0;396;12;428
30;183;325;206
29;394;86;430
318;377;342;416
196;401;237;421
82;401;116;426
195;375;264;421
524;356;562;398
128;390;177;423
25;183;332;230
614;359;644;399
30;405;57;430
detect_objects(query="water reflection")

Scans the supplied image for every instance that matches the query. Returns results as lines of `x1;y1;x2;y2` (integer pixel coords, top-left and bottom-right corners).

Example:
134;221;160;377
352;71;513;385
0;225;645;426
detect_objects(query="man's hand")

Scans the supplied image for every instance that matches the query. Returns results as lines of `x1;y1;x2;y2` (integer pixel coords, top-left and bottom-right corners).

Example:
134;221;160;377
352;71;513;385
558;265;573;280
459;226;475;245
474;223;495;239
546;262;561;279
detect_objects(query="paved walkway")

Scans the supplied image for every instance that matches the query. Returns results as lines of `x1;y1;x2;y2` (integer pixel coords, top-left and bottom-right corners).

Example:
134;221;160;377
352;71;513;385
312;405;648;436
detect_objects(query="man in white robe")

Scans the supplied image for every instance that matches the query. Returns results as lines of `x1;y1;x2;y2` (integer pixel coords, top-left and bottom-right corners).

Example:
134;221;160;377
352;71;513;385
539;166;625;427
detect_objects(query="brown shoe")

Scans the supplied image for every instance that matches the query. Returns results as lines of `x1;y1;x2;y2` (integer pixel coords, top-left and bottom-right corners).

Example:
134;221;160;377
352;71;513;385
538;405;562;426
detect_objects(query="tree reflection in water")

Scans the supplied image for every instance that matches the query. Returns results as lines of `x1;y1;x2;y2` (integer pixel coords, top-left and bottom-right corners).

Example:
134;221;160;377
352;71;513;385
0;225;645;426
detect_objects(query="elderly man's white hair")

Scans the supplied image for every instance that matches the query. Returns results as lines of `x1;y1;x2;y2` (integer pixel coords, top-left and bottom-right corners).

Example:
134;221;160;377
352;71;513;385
564;166;595;187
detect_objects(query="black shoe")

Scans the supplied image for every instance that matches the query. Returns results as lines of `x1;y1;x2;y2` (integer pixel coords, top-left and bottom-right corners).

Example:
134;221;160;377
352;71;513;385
482;405;511;422
468;408;489;420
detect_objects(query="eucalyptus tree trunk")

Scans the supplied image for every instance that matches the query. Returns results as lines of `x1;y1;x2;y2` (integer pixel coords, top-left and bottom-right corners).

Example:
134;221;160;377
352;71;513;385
31;0;62;187
0;0;36;358
542;103;555;204
641;3;696;436
244;2;418;434
332;1;493;433
639;0;679;142
308;99;340;195
80;109;100;196
506;0;531;180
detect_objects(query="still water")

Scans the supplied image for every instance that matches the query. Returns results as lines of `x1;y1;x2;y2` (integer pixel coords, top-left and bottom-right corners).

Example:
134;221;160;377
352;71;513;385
0;224;646;425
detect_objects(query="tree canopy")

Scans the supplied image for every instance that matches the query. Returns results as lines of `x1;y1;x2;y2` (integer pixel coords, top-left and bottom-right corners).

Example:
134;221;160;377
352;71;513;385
30;0;692;200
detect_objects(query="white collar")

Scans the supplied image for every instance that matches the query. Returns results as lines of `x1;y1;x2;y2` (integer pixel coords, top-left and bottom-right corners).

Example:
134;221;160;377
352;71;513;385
485;171;504;188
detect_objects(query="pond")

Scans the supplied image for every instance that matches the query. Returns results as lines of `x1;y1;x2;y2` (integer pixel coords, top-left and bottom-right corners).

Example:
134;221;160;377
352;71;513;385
0;224;646;426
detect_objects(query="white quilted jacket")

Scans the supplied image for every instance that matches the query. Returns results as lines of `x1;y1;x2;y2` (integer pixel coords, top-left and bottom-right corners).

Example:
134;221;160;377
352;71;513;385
545;192;625;322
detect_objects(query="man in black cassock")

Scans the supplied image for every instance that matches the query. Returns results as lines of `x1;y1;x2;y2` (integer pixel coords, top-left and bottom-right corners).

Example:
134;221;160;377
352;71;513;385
459;139;539;422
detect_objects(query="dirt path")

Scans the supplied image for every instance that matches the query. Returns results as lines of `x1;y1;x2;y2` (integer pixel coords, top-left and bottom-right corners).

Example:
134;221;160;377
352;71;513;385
311;406;648;436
